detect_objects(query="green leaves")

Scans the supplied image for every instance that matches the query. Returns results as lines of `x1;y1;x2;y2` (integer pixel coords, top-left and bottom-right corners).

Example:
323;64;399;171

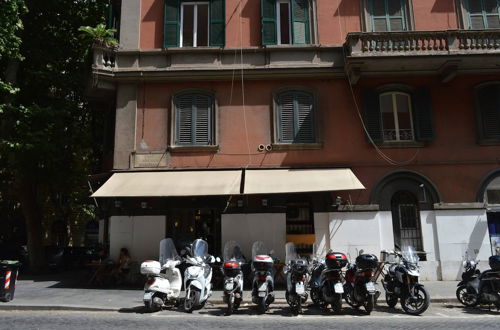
79;23;118;48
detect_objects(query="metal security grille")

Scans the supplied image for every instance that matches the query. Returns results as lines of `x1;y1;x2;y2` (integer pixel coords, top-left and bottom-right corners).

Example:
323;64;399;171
398;203;423;251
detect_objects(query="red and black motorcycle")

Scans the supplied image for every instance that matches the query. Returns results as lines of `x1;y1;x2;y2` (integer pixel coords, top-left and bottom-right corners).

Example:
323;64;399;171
344;254;379;314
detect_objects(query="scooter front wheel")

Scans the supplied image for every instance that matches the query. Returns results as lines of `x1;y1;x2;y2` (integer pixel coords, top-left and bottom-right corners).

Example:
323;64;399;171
456;285;478;307
184;289;200;313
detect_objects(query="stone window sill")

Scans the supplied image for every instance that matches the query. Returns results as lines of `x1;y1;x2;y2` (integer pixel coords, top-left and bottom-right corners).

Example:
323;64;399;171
271;143;323;150
168;145;219;153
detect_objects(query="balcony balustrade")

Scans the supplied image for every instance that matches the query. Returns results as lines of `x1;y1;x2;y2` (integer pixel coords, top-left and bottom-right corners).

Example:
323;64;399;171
346;30;500;57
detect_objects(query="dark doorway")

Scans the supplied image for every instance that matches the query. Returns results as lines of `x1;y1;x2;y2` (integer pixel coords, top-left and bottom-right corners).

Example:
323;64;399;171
391;190;425;259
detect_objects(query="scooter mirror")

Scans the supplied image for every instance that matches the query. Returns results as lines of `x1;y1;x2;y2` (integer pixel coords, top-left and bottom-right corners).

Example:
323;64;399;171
359;249;364;256
215;257;221;263
208;255;215;263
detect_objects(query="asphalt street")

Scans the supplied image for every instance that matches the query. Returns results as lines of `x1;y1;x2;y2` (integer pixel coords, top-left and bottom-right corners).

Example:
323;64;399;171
1;303;498;330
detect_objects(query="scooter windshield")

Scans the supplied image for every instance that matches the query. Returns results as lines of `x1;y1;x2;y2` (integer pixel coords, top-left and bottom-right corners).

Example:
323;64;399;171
252;241;268;258
159;238;179;265
223;241;244;262
401;245;419;264
192;239;209;258
285;242;299;264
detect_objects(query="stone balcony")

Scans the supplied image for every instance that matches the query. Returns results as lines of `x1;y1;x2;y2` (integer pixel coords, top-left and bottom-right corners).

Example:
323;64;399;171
345;30;500;83
91;44;345;88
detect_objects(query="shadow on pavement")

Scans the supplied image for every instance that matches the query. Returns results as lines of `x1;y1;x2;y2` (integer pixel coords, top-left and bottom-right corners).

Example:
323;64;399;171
444;303;500;315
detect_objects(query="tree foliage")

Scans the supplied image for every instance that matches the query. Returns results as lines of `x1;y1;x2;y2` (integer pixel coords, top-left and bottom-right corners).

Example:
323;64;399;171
0;0;110;272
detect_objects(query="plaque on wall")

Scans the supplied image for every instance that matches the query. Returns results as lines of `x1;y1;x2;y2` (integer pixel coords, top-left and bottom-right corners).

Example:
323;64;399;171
133;152;170;168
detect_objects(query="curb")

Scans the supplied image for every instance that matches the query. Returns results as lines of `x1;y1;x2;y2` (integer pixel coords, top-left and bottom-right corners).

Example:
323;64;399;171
0;298;456;312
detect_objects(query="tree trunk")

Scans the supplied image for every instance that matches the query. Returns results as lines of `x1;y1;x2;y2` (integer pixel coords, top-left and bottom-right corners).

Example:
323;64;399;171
16;176;46;273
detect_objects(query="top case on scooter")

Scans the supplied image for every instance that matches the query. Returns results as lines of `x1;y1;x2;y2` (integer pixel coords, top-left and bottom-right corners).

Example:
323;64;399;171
253;255;273;271
141;260;161;275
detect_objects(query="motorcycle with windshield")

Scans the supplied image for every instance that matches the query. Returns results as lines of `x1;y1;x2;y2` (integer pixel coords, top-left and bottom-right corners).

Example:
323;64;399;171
344;252;379;314
182;239;218;313
140;238;182;312
284;242;309;315
456;254;500;309
380;246;429;315
251;241;275;314
222;240;245;315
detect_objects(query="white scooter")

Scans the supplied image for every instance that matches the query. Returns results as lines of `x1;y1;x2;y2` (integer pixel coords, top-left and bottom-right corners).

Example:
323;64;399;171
140;238;182;312
183;238;218;313
251;241;275;314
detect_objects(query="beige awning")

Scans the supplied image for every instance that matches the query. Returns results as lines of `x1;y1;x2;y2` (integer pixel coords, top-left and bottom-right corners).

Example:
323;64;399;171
91;170;242;197
243;168;364;194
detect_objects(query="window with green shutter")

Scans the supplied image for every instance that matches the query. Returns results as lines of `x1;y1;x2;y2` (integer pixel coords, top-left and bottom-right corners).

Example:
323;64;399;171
464;0;500;29
476;83;500;143
363;87;434;144
366;0;409;32
276;91;315;143
174;93;214;146
261;0;312;46
164;0;225;48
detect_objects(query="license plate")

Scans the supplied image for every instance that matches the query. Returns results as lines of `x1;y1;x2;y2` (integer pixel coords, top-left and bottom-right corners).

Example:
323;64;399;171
143;292;153;301
295;283;305;295
258;291;266;297
225;281;234;291
366;282;376;293
334;283;344;294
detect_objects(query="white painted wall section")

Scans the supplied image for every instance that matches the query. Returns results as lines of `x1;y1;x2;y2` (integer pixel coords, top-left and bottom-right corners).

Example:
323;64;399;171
221;213;286;261
313;212;330;257
109;215;166;262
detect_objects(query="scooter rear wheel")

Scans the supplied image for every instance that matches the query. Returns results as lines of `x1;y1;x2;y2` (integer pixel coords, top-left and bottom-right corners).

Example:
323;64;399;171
365;295;374;315
145;299;161;313
226;294;234;316
258;297;267;314
386;293;398;308
332;294;342;314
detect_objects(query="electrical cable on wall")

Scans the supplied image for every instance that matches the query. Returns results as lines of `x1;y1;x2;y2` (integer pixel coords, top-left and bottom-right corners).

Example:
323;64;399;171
336;0;419;166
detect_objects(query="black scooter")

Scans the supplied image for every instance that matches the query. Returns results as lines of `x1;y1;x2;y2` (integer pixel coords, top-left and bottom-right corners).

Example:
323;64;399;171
456;255;500;309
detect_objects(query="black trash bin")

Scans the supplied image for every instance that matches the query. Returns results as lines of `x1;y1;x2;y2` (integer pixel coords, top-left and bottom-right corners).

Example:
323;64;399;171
0;260;21;302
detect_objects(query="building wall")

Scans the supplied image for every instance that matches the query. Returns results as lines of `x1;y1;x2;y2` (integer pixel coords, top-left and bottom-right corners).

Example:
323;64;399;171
137;0;460;50
221;213;287;261
132;75;500;204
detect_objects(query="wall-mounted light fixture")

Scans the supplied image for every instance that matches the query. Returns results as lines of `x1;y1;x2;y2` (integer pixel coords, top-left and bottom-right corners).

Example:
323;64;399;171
262;198;268;206
114;200;122;208
237;200;244;207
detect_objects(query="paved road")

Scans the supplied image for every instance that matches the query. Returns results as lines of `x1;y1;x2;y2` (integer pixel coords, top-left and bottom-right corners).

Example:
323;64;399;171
1;303;498;330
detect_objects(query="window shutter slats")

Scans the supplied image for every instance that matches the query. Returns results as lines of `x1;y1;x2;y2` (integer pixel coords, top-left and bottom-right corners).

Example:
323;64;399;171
278;93;295;142
177;95;194;144
478;84;500;140
194;95;212;144
412;88;435;142
295;93;315;142
175;93;214;146
291;0;310;44
261;0;277;45
164;0;180;47
363;89;383;142
210;0;225;47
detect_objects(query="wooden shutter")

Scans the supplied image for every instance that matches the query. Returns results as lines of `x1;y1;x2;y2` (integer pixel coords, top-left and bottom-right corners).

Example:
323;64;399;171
295;92;315;142
412;88;435;142
363;89;383;142
210;0;225;47
194;94;212;145
278;92;295;142
164;0;180;48
291;0;310;44
176;94;194;144
477;84;500;140
261;0;277;45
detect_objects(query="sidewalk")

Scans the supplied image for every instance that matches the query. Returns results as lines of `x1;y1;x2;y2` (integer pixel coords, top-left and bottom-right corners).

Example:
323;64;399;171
0;271;459;311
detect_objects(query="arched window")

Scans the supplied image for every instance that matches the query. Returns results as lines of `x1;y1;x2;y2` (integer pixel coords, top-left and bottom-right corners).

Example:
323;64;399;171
275;90;316;144
173;93;215;146
391;190;424;254
380;92;414;142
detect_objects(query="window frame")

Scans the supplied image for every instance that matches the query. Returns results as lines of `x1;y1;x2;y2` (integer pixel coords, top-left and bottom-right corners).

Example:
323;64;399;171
379;91;415;143
474;81;500;145
170;90;218;151
462;0;500;30
180;1;210;47
361;0;414;32
272;88;321;149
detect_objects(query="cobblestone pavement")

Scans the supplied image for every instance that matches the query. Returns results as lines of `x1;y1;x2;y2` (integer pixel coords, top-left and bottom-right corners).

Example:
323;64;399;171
1;303;498;330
